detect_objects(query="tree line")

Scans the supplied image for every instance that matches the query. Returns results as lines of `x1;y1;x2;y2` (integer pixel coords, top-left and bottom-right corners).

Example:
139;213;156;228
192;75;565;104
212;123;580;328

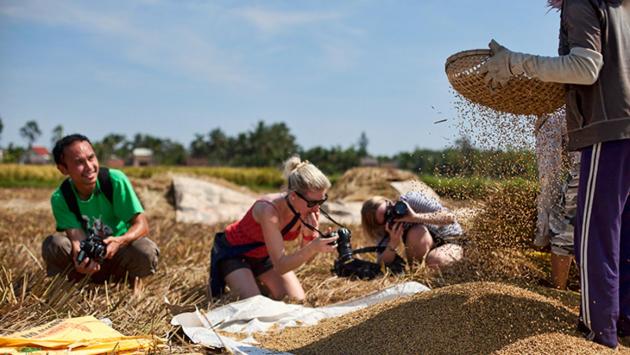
0;118;536;178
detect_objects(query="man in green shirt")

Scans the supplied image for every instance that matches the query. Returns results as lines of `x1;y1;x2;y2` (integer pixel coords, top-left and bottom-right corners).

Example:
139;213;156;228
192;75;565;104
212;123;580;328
42;134;159;288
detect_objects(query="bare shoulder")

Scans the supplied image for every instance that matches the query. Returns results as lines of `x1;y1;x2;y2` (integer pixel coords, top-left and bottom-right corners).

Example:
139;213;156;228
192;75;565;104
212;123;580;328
252;195;281;225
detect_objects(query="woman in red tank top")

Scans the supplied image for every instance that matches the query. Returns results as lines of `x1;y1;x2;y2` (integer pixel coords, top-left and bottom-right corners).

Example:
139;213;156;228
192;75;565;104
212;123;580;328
209;156;338;301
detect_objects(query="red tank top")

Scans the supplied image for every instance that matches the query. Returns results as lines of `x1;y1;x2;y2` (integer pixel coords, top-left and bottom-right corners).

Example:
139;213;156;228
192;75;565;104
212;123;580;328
225;199;301;258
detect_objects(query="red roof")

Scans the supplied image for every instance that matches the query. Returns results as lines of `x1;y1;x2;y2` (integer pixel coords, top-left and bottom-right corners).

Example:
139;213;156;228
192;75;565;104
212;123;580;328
31;146;50;156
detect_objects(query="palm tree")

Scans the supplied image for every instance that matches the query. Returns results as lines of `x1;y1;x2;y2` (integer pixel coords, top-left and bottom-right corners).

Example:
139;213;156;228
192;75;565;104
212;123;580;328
51;125;64;148
19;120;41;148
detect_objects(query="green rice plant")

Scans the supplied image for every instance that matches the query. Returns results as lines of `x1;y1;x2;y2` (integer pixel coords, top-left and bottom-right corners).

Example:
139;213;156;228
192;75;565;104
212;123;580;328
121;166;284;190
420;174;539;201
0;164;286;190
420;175;493;200
0;164;63;188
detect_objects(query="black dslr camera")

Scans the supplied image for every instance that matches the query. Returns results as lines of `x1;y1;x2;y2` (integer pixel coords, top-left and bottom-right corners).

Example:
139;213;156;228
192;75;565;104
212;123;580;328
328;228;353;264
384;200;409;225
325;228;383;279
76;229;107;264
323;227;405;280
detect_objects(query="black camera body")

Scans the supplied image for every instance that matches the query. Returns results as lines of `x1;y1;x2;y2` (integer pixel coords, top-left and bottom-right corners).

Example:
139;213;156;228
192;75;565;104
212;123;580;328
385;200;409;225
328;228;380;279
76;232;107;264
332;228;353;264
322;228;353;263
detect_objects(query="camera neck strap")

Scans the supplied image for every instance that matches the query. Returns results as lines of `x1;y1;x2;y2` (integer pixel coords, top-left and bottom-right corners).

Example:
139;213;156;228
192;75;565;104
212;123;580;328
284;194;347;236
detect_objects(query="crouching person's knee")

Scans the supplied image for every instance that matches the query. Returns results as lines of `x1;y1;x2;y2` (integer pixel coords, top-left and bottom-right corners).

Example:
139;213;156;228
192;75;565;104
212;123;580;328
124;238;160;279
41;233;73;277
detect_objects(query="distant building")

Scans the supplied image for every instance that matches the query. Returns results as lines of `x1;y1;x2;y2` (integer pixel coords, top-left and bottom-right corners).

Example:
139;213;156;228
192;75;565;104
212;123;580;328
132;148;153;167
0;148;3;162
360;156;378;167
186;156;209;166
379;161;398;169
20;146;52;164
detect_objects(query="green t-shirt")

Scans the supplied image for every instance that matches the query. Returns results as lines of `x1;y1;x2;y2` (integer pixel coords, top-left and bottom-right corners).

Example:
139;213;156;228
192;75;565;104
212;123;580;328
51;169;144;236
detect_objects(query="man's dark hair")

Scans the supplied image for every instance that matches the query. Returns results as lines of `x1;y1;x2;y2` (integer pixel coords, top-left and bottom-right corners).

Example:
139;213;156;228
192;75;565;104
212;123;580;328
53;134;93;165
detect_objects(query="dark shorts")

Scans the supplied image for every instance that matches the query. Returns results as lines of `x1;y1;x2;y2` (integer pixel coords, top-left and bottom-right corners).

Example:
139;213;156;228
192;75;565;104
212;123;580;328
218;254;274;279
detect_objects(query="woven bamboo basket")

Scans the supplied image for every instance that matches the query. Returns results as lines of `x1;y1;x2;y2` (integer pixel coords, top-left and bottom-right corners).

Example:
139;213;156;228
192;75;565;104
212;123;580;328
445;49;565;116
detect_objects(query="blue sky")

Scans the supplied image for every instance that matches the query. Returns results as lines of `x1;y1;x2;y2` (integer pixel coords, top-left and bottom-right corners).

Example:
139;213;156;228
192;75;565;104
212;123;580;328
0;1;560;156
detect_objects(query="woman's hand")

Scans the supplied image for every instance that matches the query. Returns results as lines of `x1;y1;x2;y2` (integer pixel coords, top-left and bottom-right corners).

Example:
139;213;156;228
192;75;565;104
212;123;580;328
303;210;320;229
392;201;420;224
310;232;338;253
385;221;405;247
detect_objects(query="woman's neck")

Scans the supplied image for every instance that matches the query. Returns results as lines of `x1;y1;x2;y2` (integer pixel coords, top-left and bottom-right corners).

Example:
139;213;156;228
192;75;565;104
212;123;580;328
285;193;300;213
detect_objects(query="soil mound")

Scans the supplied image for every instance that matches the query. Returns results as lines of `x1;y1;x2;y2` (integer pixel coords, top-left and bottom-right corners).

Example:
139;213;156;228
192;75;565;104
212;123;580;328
258;282;619;354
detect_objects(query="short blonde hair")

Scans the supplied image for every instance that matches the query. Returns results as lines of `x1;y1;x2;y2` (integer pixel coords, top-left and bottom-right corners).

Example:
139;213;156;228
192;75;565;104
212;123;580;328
282;155;331;194
361;196;388;241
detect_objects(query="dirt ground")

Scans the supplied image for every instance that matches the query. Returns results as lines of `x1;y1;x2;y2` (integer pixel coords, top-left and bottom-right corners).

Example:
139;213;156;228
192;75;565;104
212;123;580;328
0;171;626;354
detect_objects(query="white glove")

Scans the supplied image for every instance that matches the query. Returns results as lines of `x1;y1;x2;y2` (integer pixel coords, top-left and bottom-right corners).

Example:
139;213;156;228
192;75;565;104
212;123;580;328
480;39;603;89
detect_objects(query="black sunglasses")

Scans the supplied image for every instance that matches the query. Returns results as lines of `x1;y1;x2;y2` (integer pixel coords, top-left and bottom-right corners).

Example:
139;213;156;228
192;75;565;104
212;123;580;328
294;191;328;208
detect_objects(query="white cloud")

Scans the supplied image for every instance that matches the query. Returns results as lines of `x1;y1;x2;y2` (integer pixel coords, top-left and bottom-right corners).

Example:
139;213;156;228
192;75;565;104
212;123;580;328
0;0;257;89
235;7;340;33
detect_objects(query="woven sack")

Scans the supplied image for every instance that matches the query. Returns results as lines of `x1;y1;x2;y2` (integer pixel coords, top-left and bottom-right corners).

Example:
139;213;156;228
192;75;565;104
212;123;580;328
445;49;565;116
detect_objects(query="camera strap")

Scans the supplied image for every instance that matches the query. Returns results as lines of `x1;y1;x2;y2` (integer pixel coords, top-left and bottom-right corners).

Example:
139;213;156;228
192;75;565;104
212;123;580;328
285;194;328;236
60;167;114;233
284;194;349;237
319;207;347;229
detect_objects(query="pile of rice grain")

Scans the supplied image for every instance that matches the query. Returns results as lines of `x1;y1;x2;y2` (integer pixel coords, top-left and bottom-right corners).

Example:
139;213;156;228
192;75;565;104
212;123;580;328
257;282;622;354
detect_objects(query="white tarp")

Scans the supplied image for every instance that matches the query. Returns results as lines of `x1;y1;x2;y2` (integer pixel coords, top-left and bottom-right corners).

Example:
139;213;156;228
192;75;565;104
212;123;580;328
171;281;429;353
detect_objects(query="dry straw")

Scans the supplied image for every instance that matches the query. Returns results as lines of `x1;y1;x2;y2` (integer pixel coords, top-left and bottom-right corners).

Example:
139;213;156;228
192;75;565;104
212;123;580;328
445;49;565;116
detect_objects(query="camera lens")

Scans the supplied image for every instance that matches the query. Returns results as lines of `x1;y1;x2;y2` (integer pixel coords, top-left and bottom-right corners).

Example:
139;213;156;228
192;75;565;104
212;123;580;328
393;201;408;217
336;228;353;263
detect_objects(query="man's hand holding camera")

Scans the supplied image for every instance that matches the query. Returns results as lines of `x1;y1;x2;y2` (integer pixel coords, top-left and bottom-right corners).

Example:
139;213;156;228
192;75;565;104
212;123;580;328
103;236;126;259
70;237;101;275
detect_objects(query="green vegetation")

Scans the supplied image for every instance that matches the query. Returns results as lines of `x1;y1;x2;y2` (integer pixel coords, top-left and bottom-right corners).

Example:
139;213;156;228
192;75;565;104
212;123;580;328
3;119;538;182
0;164;283;191
0;164;537;200
0;164;63;188
420;174;537;200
